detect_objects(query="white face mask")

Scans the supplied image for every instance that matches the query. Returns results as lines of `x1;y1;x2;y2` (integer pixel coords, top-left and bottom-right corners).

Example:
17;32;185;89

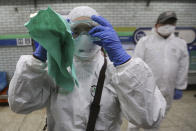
157;25;176;36
74;32;101;59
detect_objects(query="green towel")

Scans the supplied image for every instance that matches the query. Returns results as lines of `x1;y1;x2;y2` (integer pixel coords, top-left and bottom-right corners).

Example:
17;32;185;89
25;7;78;93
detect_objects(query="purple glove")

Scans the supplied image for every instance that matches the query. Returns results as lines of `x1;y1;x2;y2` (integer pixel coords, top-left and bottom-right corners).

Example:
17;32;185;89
89;15;131;66
174;89;183;100
33;44;47;62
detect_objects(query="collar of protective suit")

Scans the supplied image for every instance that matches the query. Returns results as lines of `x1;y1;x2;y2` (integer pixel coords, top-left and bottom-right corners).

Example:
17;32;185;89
73;50;117;94
73;50;104;79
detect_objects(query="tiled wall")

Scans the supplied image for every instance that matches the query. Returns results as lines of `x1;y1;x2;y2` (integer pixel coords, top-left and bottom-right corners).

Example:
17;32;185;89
0;46;33;80
0;0;196;35
0;0;196;80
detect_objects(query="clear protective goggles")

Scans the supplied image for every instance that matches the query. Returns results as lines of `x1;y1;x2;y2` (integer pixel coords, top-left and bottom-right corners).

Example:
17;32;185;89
74;31;100;42
70;20;98;39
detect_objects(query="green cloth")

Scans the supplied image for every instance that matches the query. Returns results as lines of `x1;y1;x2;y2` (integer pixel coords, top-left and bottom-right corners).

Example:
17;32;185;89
25;7;78;93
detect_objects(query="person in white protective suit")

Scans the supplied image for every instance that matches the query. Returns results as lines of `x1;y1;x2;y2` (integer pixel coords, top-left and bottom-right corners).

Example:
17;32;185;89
127;11;189;131
8;6;166;131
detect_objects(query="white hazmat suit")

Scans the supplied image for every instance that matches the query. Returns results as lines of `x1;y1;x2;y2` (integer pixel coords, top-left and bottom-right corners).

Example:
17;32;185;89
8;6;166;131
127;28;189;131
134;29;189;110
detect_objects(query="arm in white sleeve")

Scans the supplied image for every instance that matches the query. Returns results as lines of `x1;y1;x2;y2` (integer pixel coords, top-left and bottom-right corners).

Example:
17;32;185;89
134;37;147;59
8;55;53;114
112;58;166;128
176;41;189;90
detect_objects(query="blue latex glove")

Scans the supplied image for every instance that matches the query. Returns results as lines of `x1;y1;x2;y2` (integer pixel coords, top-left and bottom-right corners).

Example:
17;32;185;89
89;15;131;66
33;44;47;62
66;19;70;23
173;89;183;100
